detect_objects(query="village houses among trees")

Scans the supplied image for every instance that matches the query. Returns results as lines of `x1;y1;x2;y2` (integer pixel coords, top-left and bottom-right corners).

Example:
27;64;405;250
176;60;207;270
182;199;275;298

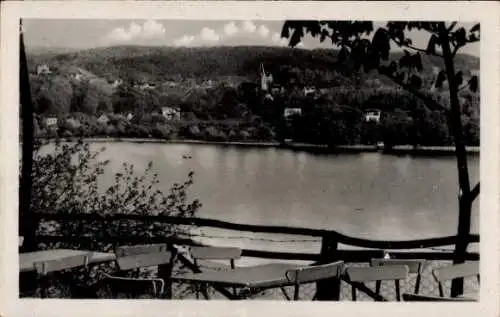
26;42;478;147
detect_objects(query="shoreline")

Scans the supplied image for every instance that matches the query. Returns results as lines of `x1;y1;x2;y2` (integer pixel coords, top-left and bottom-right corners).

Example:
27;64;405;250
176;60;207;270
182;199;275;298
40;137;480;155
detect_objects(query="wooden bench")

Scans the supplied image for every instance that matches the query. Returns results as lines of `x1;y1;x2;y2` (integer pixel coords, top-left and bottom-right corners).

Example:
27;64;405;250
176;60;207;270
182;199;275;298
103;244;177;299
433;262;480;298
371;258;426;294
346;265;409;301
285;260;344;301
33;252;92;298
189;246;242;299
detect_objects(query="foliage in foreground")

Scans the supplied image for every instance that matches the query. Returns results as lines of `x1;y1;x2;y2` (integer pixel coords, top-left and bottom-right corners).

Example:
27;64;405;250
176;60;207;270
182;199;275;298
31;138;202;252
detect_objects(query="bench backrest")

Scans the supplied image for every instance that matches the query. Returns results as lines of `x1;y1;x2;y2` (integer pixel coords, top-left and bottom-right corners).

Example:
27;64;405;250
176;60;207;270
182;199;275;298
115;244;168;258
286;261;344;284
34;253;91;275
189;246;242;260
371;258;426;274
116;251;174;271
433;262;479;282
346;265;409;282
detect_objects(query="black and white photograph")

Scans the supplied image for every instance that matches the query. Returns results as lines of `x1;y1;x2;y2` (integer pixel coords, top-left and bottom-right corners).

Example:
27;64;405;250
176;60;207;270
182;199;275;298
1;1;500;317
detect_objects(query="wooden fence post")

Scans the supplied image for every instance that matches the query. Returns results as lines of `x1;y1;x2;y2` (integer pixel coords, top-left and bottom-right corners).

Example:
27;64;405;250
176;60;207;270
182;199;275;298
315;233;340;301
157;245;177;299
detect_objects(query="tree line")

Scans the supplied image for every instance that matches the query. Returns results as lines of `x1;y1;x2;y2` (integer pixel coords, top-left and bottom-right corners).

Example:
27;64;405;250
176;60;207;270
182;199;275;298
29;76;479;147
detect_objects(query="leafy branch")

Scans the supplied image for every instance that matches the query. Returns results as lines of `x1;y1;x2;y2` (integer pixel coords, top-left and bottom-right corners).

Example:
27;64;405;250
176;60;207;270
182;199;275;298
378;67;446;112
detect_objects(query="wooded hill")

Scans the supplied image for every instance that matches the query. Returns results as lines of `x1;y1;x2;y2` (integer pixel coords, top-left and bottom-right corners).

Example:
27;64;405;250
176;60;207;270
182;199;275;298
28;45;479;87
25;46;480;146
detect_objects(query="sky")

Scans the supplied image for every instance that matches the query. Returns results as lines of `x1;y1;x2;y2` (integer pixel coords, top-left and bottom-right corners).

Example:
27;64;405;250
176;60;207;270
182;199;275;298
23;19;480;56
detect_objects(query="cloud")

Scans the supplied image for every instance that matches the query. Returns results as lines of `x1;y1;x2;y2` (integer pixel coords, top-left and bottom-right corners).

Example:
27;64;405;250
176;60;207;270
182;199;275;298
174;35;195;47
106;28;132;42
142;20;166;38
200;27;220;42
104;20;165;43
257;25;270;38
242;20;257;33
128;22;142;38
224;22;239;36
272;32;288;46
171;23;291;48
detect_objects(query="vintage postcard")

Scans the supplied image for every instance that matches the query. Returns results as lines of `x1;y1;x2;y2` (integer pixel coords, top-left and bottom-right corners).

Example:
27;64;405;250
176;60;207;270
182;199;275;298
1;1;499;317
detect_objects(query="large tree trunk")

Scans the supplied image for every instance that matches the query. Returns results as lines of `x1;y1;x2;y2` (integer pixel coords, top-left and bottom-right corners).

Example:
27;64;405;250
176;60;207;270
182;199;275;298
438;23;473;297
19;21;37;252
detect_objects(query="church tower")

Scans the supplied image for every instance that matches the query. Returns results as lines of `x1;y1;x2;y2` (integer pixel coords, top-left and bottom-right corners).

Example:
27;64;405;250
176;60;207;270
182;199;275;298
260;63;273;92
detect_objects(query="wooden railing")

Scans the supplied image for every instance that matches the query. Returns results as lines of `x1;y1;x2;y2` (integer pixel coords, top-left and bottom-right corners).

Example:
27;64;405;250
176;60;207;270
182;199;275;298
33;213;479;300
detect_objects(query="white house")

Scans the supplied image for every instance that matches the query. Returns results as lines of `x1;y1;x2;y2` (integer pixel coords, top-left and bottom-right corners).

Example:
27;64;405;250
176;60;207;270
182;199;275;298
201;80;215;89
126;112;134;121
72;73;85;81
164;81;178;87
162;107;181;120
284;108;302;119
45;117;58;127
364;109;382;123
264;93;274;101
271;84;285;95
97;114;110;125
112;79;123;89
65;117;81;129
138;82;156;90
303;86;316;96
36;64;51;76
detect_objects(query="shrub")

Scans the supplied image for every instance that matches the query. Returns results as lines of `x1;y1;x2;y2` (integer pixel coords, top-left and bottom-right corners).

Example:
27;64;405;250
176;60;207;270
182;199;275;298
31;139;202;250
151;124;172;139
46;128;59;139
60;129;73;138
239;130;250;141
187;124;202;139
104;124;118;137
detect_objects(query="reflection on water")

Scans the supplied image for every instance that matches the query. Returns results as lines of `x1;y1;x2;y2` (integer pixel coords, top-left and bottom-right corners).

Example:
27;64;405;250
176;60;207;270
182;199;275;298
82;143;479;249
195;146;217;171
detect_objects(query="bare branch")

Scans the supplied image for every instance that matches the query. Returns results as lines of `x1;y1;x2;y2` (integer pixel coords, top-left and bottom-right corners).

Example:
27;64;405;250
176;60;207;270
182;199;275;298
468;182;480;203
447;22;457;32
457;83;470;93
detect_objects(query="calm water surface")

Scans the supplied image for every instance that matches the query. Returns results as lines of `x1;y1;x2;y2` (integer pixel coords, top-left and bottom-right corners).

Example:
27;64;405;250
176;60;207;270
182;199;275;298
79;143;479;263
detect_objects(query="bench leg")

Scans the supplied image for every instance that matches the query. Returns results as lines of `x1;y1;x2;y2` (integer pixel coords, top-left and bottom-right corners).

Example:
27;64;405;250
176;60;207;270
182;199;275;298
414;274;421;294
395;280;401;301
280;286;291;301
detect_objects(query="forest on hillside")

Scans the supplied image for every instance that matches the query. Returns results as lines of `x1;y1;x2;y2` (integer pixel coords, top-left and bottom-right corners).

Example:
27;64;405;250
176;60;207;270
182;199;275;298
25;45;480;146
28;45;479;85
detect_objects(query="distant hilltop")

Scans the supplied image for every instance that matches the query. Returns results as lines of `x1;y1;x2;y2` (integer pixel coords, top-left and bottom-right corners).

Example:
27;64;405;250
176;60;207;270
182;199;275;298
27;45;479;87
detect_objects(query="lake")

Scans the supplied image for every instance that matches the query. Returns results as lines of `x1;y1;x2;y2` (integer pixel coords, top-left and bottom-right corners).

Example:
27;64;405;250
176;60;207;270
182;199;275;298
72;142;481;264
